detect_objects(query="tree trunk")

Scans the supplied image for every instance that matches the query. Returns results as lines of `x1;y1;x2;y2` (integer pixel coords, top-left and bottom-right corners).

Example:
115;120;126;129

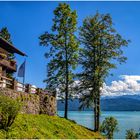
64;72;68;119
94;98;97;131
96;94;100;131
94;96;100;132
64;61;69;119
95;36;101;131
64;32;68;119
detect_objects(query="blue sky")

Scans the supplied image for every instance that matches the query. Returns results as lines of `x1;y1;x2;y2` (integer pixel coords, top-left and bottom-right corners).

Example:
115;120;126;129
0;1;140;89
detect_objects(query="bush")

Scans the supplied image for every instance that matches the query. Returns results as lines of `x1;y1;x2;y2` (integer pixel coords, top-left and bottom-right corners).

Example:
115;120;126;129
0;95;21;131
126;129;140;139
100;116;118;139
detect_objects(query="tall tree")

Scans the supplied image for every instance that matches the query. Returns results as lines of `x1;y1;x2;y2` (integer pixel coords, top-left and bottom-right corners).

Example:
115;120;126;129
0;27;12;44
78;12;129;131
0;27;14;60
39;3;79;119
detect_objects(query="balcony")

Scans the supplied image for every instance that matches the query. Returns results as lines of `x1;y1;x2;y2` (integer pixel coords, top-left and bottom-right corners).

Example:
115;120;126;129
0;58;17;72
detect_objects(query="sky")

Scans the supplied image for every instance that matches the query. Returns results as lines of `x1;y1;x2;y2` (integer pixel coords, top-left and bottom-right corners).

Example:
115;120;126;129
0;1;140;95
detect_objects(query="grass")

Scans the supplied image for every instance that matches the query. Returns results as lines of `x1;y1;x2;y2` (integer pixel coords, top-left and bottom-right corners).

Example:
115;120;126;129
0;114;103;139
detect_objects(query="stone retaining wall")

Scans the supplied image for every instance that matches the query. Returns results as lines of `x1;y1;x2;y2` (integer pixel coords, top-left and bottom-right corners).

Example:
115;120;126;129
0;88;56;115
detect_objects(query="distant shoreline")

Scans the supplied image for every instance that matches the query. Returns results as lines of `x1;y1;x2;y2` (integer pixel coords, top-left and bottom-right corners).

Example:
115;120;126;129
58;110;140;112
57;95;140;111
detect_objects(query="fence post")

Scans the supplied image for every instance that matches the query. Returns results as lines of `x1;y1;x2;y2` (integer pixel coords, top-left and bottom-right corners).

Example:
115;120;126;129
26;84;31;93
12;79;17;91
0;66;2;87
0;66;2;77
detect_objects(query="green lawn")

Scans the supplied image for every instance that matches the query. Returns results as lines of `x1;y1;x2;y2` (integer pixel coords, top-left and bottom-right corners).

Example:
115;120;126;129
0;114;103;139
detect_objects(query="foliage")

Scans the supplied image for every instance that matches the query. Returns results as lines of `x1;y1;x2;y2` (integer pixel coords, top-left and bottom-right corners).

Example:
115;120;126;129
39;3;79;118
0;27;15;60
0;114;103;139
0;95;21;131
100;116;118;139
125;129;140;139
0;27;12;44
77;12;129;131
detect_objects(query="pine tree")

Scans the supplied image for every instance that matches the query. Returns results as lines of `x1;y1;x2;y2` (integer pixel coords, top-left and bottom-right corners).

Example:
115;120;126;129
0;27;12;44
39;3;79;119
78;12;129;131
126;129;140;139
100;117;119;139
0;27;14;60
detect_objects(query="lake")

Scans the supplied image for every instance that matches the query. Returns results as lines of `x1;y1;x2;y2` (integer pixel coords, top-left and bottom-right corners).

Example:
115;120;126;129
58;111;140;139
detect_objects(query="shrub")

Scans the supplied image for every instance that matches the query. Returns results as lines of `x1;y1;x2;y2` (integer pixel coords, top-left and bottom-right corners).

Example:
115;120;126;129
126;129;140;139
0;95;21;131
100;116;118;139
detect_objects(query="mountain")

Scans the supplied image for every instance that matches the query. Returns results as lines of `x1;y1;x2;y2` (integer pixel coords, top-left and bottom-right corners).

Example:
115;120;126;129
57;95;140;111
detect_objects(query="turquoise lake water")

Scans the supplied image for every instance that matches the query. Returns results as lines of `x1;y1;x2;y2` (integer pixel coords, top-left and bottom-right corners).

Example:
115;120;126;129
58;111;140;139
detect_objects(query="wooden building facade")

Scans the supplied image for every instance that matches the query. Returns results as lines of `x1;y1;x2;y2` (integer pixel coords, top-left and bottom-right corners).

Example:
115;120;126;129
0;37;26;88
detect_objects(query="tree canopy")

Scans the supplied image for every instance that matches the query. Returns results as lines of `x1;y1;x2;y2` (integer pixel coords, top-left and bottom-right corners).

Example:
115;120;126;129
39;3;79;118
0;27;12;44
77;12;129;131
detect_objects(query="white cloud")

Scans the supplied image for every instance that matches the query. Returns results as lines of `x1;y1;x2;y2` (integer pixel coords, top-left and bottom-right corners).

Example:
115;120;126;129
57;75;140;99
102;75;140;96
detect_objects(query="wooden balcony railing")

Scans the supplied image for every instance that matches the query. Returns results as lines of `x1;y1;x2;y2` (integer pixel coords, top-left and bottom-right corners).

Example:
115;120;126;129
0;75;13;88
0;75;44;94
0;58;17;71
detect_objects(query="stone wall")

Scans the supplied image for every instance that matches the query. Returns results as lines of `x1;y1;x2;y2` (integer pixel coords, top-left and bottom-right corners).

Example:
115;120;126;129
0;88;56;115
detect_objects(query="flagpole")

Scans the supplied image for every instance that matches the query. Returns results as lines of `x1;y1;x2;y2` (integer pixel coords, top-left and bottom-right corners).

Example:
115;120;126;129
23;59;26;87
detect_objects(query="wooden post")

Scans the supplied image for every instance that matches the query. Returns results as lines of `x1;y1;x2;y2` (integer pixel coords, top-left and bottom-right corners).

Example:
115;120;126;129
12;79;17;91
0;66;2;87
26;84;31;93
0;66;2;77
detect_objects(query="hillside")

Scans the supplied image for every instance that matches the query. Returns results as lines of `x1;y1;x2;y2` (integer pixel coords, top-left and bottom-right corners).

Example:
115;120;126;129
101;95;140;111
58;95;140;111
0;114;103;139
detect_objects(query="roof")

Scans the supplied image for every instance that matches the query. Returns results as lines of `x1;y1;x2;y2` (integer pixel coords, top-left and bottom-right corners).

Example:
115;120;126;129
0;37;27;56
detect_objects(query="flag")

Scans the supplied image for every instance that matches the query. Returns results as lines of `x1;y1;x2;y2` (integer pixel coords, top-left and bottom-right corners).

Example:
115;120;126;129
18;60;26;77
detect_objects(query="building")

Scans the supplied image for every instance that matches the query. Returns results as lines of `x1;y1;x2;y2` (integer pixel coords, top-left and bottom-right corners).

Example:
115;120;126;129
0;37;26;88
0;37;56;115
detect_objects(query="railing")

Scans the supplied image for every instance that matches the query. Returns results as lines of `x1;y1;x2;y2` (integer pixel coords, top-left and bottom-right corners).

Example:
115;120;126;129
16;81;26;92
0;75;43;94
0;75;13;88
0;58;17;71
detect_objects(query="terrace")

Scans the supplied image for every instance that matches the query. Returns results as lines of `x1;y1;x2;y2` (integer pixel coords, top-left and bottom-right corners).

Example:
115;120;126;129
0;75;43;94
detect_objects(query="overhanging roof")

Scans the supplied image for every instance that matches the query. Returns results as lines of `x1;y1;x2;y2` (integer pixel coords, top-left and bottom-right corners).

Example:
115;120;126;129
0;37;27;56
